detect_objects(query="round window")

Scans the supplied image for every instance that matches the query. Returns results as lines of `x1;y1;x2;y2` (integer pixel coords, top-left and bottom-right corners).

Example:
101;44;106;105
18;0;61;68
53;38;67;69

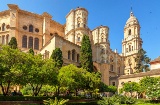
23;25;27;30
35;28;39;33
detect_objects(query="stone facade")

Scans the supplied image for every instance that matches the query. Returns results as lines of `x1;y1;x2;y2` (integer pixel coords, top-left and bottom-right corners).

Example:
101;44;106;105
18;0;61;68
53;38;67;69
0;4;159;89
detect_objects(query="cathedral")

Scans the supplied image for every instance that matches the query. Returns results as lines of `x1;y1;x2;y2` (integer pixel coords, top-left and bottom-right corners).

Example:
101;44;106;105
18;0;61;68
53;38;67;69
0;4;159;90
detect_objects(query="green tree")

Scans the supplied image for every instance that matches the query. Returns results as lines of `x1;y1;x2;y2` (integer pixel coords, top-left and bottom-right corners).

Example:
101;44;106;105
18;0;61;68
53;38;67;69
51;48;63;69
58;64;87;96
80;35;93;72
21;54;58;96
146;78;160;100
8;37;18;49
134;48;151;72
28;48;34;55
139;76;160;98
122;82;140;97
0;45;24;96
108;85;117;94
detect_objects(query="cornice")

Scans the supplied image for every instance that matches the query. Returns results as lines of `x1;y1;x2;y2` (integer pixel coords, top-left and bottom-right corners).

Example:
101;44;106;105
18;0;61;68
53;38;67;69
19;10;43;19
92;25;109;32
0;10;10;17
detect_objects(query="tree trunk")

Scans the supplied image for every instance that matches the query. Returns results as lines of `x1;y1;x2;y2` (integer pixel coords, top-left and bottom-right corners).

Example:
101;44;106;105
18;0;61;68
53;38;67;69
0;82;10;96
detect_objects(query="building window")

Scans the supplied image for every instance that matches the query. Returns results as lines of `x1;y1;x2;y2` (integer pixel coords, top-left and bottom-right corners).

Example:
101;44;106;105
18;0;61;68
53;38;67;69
112;82;115;86
77;54;79;62
84;24;86;28
22;35;27;48
129;45;131;52
23;25;27;30
128;29;131;35
2;35;5;45
6;35;9;44
72;49;75;61
29;24;33;32
77;37;80;42
2;23;5;31
101;36;103;42
132;46;133;51
35;28;39;33
77;23;80;27
126;48;128;52
110;64;114;71
28;36;33;48
34;38;39;50
68;51;70;59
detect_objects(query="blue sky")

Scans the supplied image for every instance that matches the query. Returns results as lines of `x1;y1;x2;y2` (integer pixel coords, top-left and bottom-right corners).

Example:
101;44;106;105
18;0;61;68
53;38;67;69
0;0;160;60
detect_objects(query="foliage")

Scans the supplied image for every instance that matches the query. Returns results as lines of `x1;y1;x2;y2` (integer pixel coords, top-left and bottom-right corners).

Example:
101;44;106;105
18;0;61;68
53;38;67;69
139;76;159;94
58;64;101;96
107;85;117;94
58;64;87;95
97;95;136;105
146;77;160;100
99;82;108;92
28;48;34;55
97;95;120;105
8;37;18;49
122;82;140;96
80;34;93;72
43;97;69;105
0;45;25;96
21;84;32;95
134;48;151;72
39;85;58;96
51;48;63;69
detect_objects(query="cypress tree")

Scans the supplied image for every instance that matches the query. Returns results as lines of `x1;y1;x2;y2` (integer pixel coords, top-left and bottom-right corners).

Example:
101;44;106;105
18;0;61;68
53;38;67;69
134;48;151;72
8;37;17;49
28;48;34;55
80;35;93;72
51;48;63;69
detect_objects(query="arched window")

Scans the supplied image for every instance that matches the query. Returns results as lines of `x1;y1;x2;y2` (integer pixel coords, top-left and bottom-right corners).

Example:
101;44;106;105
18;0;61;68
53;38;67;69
110;64;114;71
34;38;39;50
68;51;70;59
28;36;33;48
72;49;75;61
84;24;86;28
2;35;5;45
77;37;80;42
22;35;27;48
6;35;9;44
129;45;131;52
2;23;5;31
77;54;79;62
101;36;103;42
128;29;131;35
29;25;33;32
77;23;80;27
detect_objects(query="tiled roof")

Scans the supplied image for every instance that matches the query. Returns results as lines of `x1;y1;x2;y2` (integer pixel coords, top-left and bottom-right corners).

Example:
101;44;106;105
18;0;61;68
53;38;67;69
119;69;160;79
150;56;160;63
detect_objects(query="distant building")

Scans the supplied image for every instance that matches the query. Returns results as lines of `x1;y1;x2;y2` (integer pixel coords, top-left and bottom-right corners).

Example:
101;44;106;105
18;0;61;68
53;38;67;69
0;4;159;90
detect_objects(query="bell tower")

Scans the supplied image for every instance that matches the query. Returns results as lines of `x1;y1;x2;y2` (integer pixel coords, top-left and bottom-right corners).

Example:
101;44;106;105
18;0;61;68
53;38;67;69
122;11;143;75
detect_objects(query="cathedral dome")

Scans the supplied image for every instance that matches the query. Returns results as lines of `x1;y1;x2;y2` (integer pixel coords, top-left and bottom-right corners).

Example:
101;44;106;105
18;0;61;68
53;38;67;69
125;11;139;26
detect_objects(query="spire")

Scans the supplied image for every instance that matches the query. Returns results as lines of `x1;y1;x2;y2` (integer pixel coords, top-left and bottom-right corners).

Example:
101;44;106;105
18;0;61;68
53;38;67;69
130;6;134;17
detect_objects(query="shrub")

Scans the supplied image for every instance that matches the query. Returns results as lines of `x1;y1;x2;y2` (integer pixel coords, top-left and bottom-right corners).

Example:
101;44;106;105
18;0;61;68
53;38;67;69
43;97;69;105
